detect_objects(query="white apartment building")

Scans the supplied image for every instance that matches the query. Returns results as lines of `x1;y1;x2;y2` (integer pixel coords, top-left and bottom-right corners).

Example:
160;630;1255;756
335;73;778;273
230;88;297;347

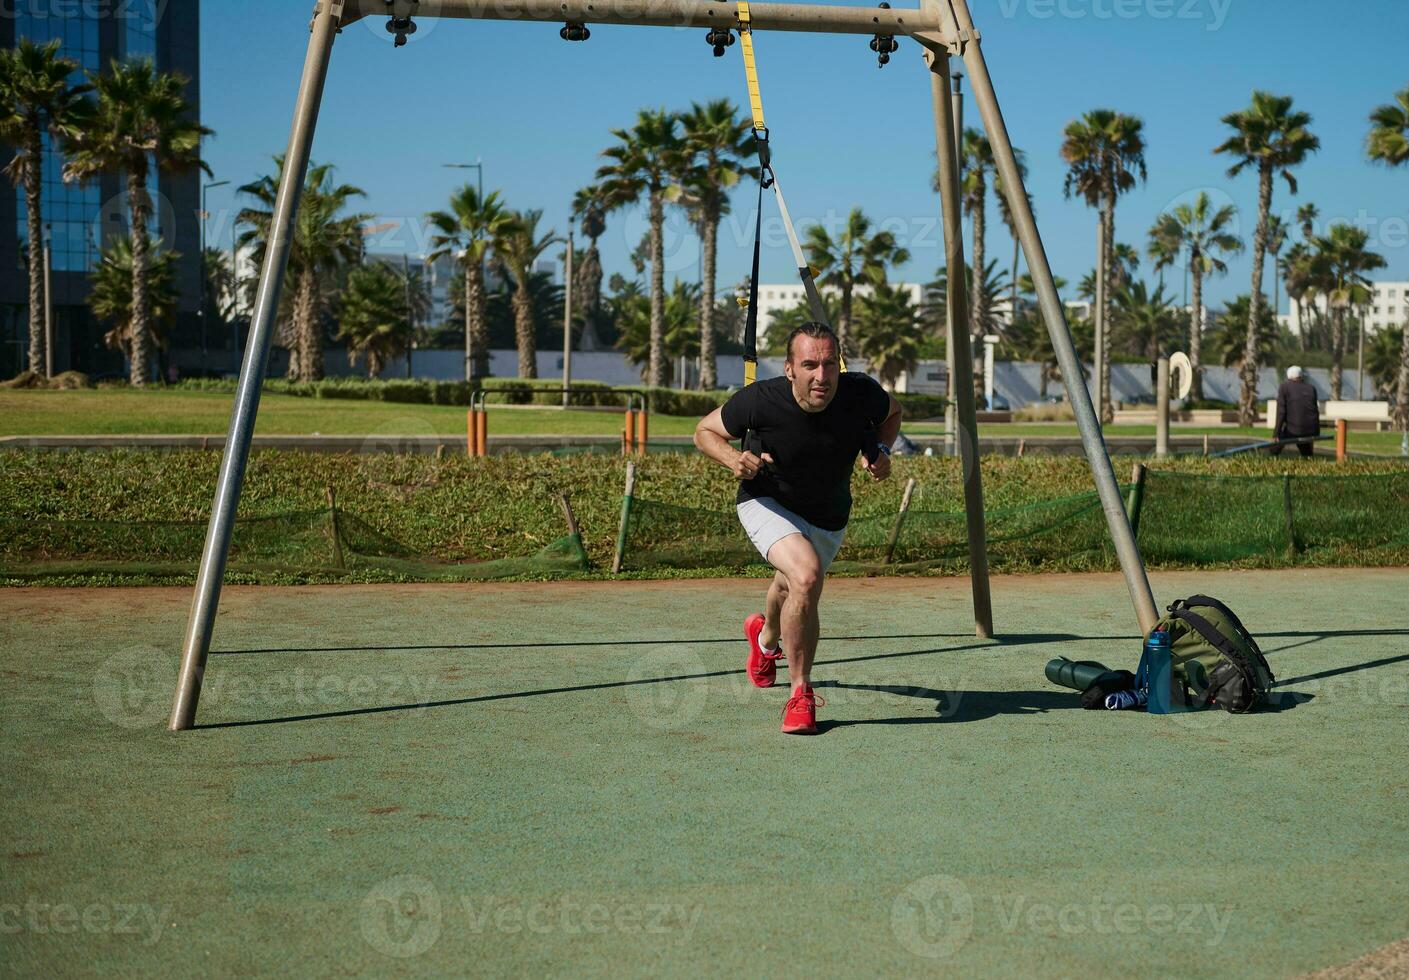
1284;279;1409;338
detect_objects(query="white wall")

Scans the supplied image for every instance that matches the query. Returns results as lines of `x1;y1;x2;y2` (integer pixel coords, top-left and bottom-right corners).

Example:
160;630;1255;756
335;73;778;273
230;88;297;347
351;348;1371;409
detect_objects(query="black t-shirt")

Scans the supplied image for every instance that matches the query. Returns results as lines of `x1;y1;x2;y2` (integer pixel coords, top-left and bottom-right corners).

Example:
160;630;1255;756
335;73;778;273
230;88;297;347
720;373;891;531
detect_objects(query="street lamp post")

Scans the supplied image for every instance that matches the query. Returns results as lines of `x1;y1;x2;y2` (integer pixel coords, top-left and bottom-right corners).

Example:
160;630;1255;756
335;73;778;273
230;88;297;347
43;223;53;378
200;179;231;375
404;253;417;379
444;160;484;381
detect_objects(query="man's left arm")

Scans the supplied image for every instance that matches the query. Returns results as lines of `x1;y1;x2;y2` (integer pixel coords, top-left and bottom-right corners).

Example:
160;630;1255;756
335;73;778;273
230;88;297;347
863;392;903;481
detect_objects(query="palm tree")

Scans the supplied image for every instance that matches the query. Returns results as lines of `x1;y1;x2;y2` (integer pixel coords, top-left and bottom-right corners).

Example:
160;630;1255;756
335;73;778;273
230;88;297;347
762;292;842;355
237;159;368;381
1366;325;1405;401
1366;85;1409;428
1009;273;1069;399
803;207;910;356
1147;192;1242;399
1208;294;1279;371
427;185;513;380
613;278;701;386
394;259;433;346
338;262;412;378
855;282;921;389
953;128;996;342
676;100;752;390
1296;202;1319;243
0;39;91;377
1310;224;1385;399
89;235;179;367
1061;109;1147;422
1281;240;1312;350
925;259;1011;340
62;58;210;386
571;184;610;351
1078;244;1141;304
1366;85;1409;164
201;245;241;341
1109;242;1141;290
1289;204;1324;348
481;267;563;353
596;108;685;388
1215;91;1320;425
993;146;1031;333
1266;214;1288;320
1111;280;1182;361
495;209;559;378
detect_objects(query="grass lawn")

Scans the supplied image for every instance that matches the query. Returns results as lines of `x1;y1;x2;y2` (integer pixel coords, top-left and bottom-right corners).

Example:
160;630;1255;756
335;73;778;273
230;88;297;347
4;568;1408;975
3;388;1405;454
0;388;701;438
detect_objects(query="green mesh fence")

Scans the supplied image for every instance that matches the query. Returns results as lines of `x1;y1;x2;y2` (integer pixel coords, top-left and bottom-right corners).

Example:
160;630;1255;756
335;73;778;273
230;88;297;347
622;490;1115;574
1137;470;1409;565
620;471;1409;574
2;471;1405;583
0;509;589;583
620;489;1117;575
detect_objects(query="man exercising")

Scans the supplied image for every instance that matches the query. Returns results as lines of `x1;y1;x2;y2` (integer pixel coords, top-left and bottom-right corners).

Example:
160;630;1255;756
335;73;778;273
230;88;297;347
694;322;902;734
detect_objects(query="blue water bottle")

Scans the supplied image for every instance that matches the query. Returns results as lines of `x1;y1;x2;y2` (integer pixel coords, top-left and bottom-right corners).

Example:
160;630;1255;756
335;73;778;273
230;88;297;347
1145;628;1176;714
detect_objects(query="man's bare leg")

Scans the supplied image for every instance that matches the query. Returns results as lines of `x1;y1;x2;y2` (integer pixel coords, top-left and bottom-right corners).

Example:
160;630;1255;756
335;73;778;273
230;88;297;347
759;572;787;651
764;533;825;692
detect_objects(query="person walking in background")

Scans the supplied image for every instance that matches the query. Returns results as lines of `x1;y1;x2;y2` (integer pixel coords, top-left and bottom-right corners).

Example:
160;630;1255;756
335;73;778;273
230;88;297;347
1272;365;1321;458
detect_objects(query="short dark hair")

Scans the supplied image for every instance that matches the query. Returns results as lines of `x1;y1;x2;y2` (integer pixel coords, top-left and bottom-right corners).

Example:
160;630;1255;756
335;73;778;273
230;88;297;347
785;322;840;362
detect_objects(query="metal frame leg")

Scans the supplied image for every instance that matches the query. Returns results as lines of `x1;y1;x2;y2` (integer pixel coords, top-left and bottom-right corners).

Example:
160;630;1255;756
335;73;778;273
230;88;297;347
942;0;1158;633
168;1;344;730
944;71;963;459
924;37;994;639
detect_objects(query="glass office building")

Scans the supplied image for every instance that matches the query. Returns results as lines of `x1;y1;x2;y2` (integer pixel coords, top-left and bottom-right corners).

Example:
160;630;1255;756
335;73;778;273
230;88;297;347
1;1;201;379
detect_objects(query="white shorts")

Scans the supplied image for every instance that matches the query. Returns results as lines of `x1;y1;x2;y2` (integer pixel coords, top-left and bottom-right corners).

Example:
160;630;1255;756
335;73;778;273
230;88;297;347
736;497;848;572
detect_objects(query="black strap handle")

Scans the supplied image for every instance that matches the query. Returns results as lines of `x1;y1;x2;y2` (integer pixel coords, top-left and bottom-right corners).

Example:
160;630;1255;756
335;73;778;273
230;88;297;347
743;164;765;375
1168;608;1259;706
1173;595;1274;684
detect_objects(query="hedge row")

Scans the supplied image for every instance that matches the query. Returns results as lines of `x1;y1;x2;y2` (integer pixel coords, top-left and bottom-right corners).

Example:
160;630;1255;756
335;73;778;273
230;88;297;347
174;377;729;415
173;377;947;419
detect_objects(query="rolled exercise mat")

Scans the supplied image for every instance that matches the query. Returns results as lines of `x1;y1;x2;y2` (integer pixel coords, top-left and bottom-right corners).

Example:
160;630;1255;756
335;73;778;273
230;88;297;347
1045;658;1126;692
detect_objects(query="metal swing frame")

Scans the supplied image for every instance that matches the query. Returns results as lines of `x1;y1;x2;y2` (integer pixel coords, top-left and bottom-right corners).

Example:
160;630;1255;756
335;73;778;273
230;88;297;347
167;0;1157;731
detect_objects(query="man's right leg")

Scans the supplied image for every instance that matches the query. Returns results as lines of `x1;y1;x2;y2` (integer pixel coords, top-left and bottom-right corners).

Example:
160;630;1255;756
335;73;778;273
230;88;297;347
759;572;787;651
764;533;825;693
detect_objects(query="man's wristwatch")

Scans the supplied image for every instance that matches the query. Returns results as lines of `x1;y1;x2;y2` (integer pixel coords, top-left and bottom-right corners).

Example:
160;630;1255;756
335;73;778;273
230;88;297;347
877;443;892;457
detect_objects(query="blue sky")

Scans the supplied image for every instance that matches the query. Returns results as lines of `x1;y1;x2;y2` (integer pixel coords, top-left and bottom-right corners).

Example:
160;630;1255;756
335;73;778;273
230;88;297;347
200;0;1409;311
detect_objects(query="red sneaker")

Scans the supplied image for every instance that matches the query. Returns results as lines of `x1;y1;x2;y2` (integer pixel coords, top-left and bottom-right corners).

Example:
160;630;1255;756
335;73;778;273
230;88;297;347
744;613;784;688
781;687;825;735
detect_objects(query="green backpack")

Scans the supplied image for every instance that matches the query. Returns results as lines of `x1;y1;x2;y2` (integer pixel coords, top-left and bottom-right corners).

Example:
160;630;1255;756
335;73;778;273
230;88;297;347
1155;595;1276;713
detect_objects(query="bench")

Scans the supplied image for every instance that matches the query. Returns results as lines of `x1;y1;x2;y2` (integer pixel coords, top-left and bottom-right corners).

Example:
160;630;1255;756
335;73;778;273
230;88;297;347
1266;399;1391;432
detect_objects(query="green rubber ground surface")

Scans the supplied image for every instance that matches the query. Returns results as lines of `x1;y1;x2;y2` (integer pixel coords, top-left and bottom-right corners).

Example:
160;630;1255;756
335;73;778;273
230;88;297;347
3;569;1407;976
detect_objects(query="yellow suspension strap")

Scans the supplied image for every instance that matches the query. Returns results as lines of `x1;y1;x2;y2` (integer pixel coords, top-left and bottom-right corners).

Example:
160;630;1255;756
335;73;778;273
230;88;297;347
736;3;842;383
738;1;764;387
